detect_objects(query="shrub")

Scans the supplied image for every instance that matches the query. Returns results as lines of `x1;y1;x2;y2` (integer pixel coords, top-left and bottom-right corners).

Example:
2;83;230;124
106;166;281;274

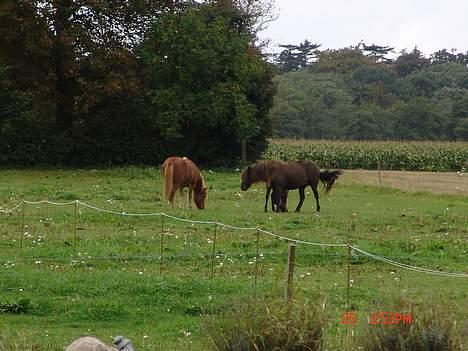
360;308;465;351
203;298;327;351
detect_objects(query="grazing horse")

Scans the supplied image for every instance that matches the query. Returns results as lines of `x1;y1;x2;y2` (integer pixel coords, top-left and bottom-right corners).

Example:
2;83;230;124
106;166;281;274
240;160;290;212
162;156;207;209
241;160;342;213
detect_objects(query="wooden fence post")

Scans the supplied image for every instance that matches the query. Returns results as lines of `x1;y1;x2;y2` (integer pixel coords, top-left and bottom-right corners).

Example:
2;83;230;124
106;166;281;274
285;244;296;303
346;243;352;336
377;158;382;187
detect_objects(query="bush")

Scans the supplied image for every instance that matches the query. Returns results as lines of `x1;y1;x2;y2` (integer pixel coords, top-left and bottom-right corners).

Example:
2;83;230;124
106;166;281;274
203;298;327;351
360;308;465;351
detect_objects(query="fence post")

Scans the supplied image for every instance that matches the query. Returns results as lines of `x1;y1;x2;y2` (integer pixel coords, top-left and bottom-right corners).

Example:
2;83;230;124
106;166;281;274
210;221;218;280
377;158;382;187
346;243;352;336
160;215;164;275
19;200;25;248
285;243;296;303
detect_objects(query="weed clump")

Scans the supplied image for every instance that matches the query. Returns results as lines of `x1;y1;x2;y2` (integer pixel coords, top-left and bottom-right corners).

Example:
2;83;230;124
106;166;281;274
203;298;327;351
360;308;465;351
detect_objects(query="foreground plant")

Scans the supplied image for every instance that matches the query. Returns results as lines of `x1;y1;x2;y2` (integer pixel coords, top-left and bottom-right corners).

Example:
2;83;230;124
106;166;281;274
359;307;465;351
204;298;328;351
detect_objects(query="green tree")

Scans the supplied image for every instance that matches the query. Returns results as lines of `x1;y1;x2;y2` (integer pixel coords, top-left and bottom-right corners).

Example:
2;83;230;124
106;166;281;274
451;93;468;140
139;2;275;164
431;48;468;65
0;0;168;133
393;97;448;139
275;40;321;73
360;42;394;63
393;48;429;77
310;47;372;75
350;64;397;107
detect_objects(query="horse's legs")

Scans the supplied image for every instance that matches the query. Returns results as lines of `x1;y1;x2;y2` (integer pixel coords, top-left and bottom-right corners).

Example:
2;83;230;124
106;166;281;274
188;188;193;209
168;187;177;208
273;186;283;213
265;186;272;212
312;184;320;212
295;187;306;212
178;188;185;209
281;190;288;212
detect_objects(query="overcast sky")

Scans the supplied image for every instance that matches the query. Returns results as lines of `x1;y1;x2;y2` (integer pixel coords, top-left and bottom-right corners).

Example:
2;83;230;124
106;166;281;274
258;0;468;56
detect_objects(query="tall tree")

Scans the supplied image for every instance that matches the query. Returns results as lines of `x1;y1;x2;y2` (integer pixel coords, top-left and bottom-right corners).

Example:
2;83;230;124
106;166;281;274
0;0;169;134
360;42;394;64
431;48;468;65
275;40;321;73
139;2;275;164
393;48;429;77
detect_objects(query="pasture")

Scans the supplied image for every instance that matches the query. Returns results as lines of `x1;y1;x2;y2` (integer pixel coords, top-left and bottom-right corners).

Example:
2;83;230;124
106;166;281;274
0;167;467;350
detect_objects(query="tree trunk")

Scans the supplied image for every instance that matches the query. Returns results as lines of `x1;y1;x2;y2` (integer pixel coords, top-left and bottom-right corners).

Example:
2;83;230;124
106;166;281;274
241;140;247;165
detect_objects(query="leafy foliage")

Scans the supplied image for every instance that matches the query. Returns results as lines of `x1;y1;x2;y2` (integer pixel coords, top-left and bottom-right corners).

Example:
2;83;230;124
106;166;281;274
139;3;275;165
0;1;275;166
271;45;468;141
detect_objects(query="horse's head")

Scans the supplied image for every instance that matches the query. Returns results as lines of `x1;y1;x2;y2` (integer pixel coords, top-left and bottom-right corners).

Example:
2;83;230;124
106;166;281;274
240;166;252;191
194;186;207;209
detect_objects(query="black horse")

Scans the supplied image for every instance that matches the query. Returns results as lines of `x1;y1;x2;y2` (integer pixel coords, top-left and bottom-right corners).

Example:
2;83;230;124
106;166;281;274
241;160;342;212
240;160;289;212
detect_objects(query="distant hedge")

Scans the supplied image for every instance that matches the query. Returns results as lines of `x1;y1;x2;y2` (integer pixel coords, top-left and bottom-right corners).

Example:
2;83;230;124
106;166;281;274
263;140;468;172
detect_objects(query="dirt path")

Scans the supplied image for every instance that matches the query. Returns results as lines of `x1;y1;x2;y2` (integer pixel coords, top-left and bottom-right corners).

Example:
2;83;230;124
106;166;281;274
341;170;467;196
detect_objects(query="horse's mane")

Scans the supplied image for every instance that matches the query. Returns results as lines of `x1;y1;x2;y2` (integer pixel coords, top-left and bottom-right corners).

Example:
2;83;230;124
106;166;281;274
194;173;205;193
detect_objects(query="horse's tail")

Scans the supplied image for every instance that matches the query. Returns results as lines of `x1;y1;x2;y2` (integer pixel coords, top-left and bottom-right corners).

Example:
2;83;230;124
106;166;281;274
319;169;343;193
163;161;174;201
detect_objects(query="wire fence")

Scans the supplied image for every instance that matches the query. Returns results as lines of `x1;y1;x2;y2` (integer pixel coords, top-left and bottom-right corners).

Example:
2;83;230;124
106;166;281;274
1;199;466;279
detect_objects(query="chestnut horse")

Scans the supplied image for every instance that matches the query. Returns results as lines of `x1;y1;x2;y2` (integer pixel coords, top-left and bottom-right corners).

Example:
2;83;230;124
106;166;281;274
162;156;207;209
241;160;342;212
240;160;290;212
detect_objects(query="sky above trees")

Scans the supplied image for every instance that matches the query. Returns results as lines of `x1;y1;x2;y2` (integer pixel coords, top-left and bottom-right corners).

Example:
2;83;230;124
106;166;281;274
259;0;468;56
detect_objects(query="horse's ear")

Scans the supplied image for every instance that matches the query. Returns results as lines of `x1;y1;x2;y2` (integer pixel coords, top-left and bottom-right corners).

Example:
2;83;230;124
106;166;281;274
247;165;251;175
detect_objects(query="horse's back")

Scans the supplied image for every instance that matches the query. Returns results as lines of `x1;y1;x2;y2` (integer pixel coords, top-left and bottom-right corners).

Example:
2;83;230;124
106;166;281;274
296;160;320;177
162;156;201;187
271;160;320;188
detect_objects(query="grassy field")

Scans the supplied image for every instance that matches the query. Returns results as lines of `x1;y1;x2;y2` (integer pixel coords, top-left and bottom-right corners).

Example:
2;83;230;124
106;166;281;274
0;167;467;350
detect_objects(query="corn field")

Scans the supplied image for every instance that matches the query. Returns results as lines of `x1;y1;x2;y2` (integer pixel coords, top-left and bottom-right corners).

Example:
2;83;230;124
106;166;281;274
263;139;468;172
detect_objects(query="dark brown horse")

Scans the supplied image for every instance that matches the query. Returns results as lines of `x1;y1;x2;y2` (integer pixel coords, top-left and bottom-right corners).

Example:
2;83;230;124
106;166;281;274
240;160;290;212
162;156;207;209
241;160;342;212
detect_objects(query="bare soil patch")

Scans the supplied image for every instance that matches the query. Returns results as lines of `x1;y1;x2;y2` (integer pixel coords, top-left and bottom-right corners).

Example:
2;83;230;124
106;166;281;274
341;170;467;196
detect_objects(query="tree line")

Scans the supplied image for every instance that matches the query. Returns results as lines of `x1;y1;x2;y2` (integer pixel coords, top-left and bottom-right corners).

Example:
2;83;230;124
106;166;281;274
271;42;468;140
1;1;466;168
0;0;275;166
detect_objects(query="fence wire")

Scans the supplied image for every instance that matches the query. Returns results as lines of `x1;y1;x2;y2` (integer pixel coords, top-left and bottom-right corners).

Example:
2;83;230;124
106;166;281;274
1;199;467;278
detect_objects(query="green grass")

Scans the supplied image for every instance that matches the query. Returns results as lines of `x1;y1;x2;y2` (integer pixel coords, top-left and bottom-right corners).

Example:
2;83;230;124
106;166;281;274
0;167;467;350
